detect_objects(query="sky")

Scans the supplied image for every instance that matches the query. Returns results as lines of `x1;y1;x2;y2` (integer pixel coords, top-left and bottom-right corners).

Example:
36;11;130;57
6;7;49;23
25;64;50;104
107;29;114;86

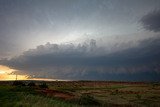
0;0;160;81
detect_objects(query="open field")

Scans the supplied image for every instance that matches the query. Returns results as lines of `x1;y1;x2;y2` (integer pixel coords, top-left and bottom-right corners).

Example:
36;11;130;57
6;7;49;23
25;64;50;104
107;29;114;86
0;81;160;107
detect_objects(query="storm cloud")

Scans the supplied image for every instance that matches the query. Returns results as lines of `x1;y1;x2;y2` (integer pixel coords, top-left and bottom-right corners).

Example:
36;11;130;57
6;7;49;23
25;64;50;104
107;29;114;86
1;0;160;81
141;10;160;32
0;37;160;81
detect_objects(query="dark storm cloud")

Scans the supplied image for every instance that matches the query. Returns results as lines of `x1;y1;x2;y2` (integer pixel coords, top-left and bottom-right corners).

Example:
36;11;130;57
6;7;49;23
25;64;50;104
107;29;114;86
0;38;160;81
141;10;160;32
1;0;160;81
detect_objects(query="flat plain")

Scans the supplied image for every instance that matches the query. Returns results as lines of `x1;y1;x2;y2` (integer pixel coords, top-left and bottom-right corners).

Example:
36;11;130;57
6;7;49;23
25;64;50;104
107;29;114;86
0;81;160;107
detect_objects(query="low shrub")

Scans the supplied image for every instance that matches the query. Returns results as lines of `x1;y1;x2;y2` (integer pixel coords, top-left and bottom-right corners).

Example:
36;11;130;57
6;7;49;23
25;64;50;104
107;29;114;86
39;82;48;89
12;81;25;86
78;94;100;105
136;94;142;100
27;82;36;87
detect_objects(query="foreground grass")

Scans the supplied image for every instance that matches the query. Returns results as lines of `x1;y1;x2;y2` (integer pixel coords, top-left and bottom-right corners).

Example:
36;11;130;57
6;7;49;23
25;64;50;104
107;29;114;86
1;93;75;107
0;85;78;107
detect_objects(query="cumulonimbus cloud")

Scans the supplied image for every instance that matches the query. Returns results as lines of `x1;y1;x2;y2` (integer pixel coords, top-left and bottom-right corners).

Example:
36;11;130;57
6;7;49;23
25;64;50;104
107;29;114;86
140;10;160;32
0;38;160;81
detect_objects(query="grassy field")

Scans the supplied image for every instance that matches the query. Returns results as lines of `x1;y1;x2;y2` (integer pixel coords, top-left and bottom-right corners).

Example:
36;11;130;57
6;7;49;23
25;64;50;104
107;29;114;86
0;81;160;107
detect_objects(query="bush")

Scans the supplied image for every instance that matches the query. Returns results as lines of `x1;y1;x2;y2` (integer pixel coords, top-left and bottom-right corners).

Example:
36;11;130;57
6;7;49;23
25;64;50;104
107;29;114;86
27;82;36;87
39;82;48;89
12;81;25;86
78;94;100;105
136;94;142;100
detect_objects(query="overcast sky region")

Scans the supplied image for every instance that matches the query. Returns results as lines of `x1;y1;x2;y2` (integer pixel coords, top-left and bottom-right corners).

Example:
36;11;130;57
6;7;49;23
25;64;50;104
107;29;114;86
0;0;160;81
